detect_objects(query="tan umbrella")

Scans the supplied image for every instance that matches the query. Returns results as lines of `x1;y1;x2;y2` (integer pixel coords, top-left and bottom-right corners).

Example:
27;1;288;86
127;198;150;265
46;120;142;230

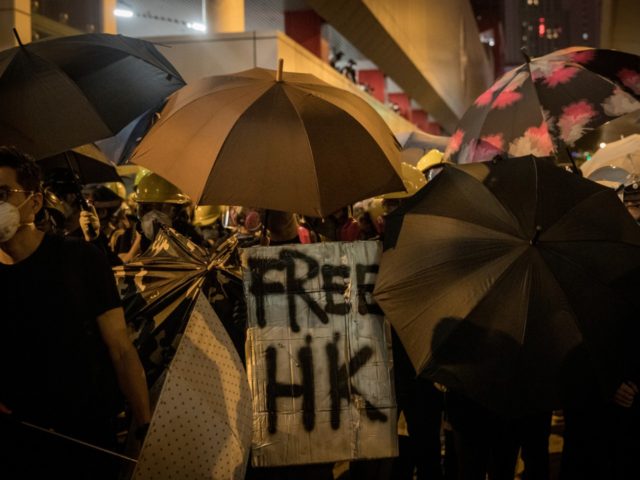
130;61;404;217
581;134;640;179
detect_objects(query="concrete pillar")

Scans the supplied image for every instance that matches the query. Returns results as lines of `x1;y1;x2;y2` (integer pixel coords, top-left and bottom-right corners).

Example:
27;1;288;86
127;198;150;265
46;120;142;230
0;0;31;50
205;0;244;34
101;0;117;34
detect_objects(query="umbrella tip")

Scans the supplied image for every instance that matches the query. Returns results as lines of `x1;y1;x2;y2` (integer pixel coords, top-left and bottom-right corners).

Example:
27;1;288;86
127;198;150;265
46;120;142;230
530;225;543;246
520;47;531;63
276;58;284;82
12;28;25;48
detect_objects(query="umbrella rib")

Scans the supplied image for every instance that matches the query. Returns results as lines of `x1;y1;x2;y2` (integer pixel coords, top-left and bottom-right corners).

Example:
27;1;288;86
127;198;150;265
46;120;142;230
422;170;527;238
281;87;322;212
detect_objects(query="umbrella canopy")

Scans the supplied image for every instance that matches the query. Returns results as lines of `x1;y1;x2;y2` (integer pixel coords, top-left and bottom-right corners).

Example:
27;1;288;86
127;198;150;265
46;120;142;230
114;226;238;385
133;293;252;480
130;65;404;217
0;32;184;159
38;144;120;184
373;155;640;415
583;165;631;190
95;107;160;165
444;47;640;164
581;134;640;180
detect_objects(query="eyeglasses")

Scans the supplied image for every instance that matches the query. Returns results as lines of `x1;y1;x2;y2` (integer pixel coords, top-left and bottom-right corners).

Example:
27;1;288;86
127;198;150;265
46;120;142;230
0;186;34;203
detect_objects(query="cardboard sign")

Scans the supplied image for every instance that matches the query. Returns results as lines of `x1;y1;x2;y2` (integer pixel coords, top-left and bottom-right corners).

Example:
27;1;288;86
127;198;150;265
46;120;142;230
242;241;397;467
133;293;253;480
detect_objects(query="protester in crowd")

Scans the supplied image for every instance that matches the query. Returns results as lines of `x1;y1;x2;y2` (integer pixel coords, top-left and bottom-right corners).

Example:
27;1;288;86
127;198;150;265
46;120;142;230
304;206;361;242
0;147;151;479
560;179;640;479
78;183;127;266
263;209;302;245
120;172;204;262
436;316;551;480
42;167;84;236
389;337;445;480
193;204;225;247
224;205;266;247
36;187;68;235
353;199;385;240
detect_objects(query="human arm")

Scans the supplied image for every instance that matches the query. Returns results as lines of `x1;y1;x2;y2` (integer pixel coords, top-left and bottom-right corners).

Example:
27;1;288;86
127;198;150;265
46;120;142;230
119;231;142;264
97;307;151;426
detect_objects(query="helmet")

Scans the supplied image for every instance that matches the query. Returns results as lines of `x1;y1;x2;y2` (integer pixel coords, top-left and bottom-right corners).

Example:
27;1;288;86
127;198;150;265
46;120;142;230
116;164;145;178
43;188;69;220
381;162;427;199
102;182;126;200
133;167;152;188
417;149;444;172
82;184;123;209
193;205;222;227
135;173;190;204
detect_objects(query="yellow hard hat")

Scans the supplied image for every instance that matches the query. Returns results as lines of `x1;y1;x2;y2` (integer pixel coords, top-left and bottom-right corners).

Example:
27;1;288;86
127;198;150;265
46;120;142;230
116;165;148;182
193;205;222;227
133;167;152;187
382;162;427;199
102;181;127;200
417;149;444;172
135;173;190;204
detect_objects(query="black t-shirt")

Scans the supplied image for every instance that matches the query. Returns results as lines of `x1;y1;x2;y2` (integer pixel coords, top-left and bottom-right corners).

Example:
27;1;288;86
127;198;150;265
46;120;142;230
0;234;123;435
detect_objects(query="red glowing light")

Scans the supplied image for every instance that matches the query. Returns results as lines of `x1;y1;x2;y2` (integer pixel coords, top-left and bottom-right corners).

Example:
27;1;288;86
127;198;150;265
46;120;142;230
538;17;545;37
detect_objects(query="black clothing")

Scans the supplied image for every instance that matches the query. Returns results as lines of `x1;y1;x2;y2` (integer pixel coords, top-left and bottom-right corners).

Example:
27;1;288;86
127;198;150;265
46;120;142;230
446;392;551;480
561;403;640;480
392;330;445;480
0;234;123;437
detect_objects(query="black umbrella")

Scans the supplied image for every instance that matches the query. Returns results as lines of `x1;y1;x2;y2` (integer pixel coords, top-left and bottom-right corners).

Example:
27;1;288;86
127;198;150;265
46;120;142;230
373;155;640;416
39;144;120;184
0;31;184;159
113;227;239;386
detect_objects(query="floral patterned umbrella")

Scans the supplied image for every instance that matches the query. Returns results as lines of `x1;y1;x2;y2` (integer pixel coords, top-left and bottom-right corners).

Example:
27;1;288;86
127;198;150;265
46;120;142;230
444;47;640;164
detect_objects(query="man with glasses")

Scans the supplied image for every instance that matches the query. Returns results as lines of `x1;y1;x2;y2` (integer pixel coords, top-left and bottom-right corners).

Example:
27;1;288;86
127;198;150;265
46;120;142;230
0;147;151;478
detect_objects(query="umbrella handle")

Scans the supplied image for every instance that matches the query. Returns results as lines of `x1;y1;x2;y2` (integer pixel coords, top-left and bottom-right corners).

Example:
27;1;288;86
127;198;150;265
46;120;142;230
64;151;98;238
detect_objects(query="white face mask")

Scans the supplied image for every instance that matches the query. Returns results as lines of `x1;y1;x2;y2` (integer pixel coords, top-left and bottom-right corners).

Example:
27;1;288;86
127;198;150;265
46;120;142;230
0;194;33;243
141;209;172;240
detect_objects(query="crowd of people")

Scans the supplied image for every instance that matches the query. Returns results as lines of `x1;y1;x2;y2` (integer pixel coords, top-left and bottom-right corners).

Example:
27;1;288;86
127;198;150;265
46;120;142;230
1;145;639;480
